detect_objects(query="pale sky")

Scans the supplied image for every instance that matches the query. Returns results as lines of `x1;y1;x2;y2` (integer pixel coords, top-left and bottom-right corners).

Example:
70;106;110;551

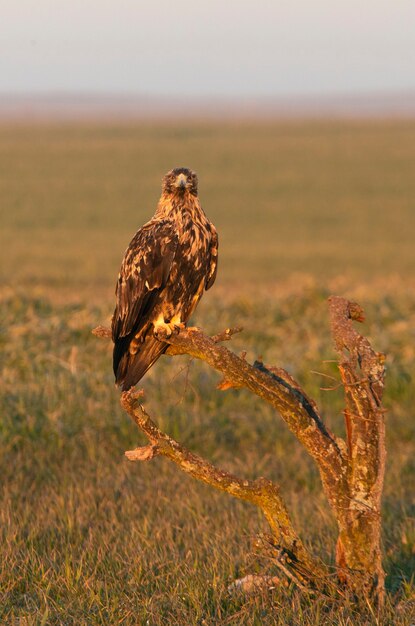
1;0;415;97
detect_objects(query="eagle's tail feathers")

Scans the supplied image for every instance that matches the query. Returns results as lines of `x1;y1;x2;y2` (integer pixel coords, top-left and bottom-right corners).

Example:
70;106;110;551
115;334;167;391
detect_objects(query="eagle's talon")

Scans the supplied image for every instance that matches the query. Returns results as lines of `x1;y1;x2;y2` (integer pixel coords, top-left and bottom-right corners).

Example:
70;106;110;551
173;322;185;333
154;324;172;339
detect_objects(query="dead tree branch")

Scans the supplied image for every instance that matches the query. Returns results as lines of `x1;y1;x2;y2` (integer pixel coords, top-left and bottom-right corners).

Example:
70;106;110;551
121;390;327;587
93;295;386;600
155;325;348;502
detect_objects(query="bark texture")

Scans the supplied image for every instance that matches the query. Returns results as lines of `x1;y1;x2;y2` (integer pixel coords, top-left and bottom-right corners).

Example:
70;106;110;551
328;296;386;599
93;296;386;601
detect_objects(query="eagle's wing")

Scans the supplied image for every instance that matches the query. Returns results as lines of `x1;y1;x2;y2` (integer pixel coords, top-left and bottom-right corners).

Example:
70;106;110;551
205;224;218;290
112;219;178;341
112;220;178;388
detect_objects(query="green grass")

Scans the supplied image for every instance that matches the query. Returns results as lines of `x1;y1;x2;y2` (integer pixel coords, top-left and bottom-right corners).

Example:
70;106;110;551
1;120;415;624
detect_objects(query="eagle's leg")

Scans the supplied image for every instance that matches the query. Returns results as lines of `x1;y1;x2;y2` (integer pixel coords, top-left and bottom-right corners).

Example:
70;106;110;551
170;314;185;332
153;313;184;339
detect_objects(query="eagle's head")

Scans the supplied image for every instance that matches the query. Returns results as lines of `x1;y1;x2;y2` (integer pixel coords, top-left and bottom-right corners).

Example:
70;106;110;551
162;167;198;197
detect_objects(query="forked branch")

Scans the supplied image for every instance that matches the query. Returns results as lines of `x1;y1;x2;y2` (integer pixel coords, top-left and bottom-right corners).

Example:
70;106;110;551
93;296;386;599
121;390;327;587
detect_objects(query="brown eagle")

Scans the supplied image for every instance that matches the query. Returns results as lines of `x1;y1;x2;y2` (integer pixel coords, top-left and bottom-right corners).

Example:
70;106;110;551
112;167;218;390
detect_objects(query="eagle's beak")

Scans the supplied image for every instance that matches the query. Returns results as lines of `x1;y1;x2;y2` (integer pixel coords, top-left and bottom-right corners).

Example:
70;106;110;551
174;173;187;189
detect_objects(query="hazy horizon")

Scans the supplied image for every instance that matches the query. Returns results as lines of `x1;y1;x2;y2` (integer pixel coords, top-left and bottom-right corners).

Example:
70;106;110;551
2;90;415;122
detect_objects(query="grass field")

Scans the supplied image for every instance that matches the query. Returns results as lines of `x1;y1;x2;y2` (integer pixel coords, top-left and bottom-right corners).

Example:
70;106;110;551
1;119;415;624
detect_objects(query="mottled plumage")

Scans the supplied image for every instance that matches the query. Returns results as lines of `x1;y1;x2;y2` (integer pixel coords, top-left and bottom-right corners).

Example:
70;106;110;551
112;168;218;390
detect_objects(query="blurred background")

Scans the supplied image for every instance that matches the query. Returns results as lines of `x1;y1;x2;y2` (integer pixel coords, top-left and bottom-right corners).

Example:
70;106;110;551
1;2;415;624
1;0;415;300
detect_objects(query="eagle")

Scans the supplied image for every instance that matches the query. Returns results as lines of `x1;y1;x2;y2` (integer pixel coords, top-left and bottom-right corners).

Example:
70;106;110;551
112;167;218;391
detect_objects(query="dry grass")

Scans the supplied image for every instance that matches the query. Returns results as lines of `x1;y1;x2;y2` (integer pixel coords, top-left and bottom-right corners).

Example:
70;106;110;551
1;119;415;296
1;120;414;624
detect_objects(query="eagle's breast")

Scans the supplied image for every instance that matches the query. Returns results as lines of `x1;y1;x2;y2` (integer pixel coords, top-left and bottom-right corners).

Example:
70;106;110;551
161;205;212;322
